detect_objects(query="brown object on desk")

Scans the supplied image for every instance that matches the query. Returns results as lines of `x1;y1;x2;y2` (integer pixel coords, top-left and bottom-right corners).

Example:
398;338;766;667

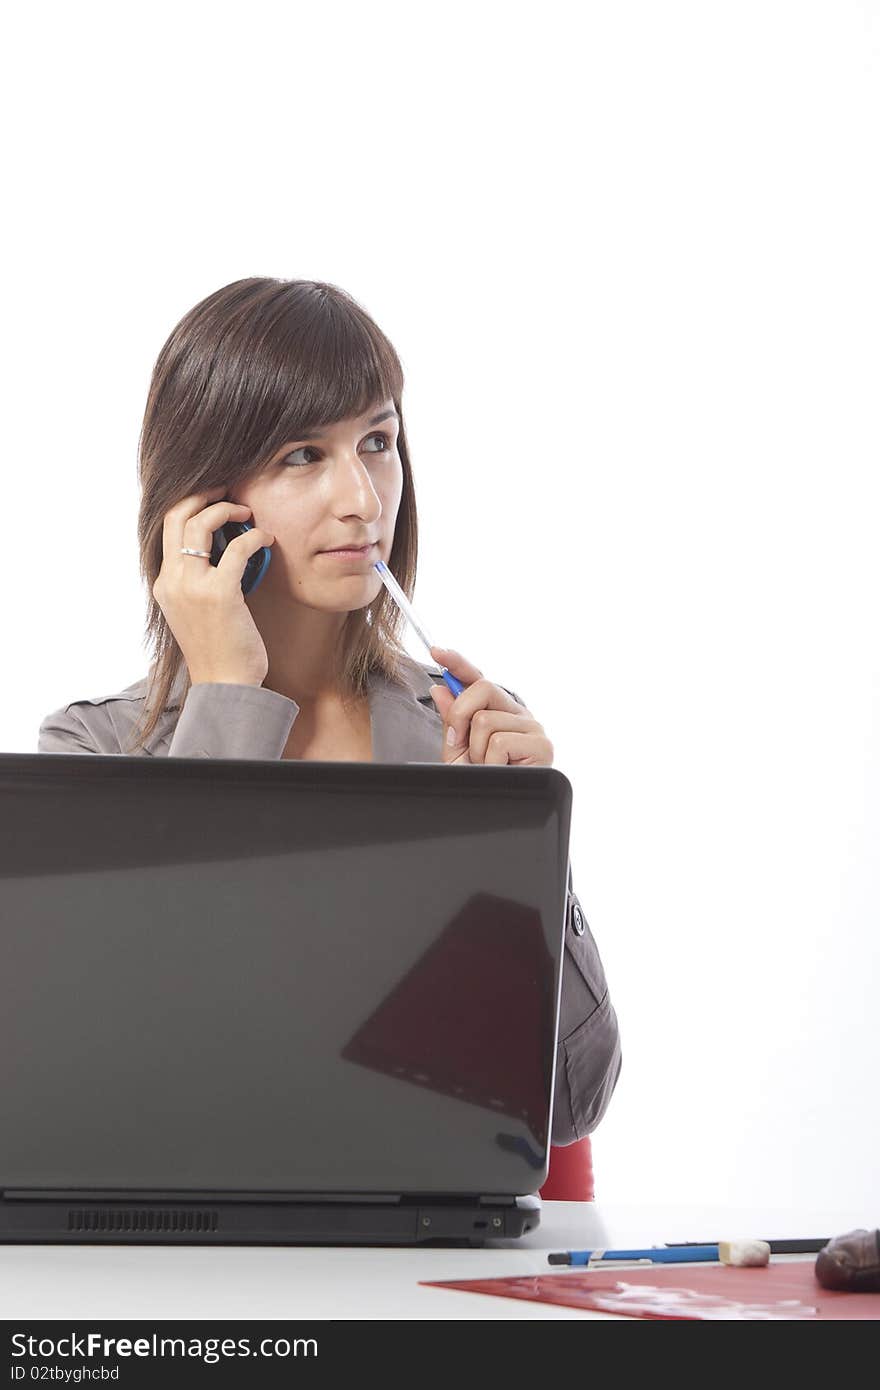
815;1229;880;1292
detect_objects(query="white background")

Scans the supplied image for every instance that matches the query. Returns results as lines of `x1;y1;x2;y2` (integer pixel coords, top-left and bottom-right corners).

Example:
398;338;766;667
3;1;878;1216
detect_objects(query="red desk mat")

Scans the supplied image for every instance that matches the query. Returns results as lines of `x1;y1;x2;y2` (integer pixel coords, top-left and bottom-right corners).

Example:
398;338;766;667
422;1262;880;1319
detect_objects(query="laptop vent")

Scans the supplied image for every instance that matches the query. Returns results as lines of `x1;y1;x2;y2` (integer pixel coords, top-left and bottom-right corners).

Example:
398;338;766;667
67;1207;219;1233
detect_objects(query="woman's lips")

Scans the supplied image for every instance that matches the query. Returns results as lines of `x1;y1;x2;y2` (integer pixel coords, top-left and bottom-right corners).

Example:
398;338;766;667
318;542;378;560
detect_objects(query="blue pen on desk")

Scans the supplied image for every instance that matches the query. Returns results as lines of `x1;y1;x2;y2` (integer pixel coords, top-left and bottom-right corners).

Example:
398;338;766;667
548;1245;721;1266
373;559;465;696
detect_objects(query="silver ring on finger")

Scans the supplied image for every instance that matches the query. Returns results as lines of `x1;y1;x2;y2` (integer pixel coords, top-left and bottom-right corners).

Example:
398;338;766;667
180;547;212;558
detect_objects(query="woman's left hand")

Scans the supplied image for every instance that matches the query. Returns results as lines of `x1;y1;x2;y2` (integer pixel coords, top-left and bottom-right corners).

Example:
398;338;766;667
427;645;554;766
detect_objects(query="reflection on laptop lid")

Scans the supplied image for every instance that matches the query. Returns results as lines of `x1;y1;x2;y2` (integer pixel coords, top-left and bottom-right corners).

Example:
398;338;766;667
0;752;572;1245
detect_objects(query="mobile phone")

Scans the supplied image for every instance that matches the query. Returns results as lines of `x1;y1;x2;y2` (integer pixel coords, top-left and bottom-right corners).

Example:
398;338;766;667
209;518;272;596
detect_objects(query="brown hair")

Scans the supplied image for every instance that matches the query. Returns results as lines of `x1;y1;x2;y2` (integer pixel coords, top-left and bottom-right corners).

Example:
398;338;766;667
126;277;418;753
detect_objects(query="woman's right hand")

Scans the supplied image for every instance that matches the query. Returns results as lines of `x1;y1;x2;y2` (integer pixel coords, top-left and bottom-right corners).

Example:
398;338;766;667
152;485;276;688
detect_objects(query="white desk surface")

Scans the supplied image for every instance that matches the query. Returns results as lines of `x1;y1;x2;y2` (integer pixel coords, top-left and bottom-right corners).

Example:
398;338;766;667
0;1201;864;1319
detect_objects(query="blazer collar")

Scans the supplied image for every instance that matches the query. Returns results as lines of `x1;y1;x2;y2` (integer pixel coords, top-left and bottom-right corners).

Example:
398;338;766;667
366;654;445;763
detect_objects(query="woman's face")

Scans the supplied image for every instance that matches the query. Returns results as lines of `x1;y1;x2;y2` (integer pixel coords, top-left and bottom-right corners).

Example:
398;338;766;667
232;398;404;611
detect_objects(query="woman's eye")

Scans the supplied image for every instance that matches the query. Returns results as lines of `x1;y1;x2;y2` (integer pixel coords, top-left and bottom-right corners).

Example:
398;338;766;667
364;432;391;453
282;447;319;467
282;432;392;468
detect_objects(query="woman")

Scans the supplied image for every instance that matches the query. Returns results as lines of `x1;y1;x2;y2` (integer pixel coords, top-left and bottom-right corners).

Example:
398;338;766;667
38;276;621;1171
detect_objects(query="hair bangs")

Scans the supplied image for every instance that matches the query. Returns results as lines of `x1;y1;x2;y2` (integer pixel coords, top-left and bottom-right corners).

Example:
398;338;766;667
245;283;405;477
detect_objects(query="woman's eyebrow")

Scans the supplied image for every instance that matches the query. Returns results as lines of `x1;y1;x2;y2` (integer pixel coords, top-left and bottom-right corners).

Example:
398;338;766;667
305;407;398;437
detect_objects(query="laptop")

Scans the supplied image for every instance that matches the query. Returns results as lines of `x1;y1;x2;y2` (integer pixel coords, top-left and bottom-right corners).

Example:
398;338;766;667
0;750;573;1246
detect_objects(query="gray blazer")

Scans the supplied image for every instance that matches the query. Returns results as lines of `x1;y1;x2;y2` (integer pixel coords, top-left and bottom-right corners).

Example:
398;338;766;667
37;652;622;1147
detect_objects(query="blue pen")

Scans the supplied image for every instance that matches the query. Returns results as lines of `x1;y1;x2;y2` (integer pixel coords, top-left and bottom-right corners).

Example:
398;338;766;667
373;559;465;696
548;1245;721;1266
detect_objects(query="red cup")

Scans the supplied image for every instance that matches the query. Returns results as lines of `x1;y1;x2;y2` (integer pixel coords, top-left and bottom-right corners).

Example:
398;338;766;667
539;1137;595;1201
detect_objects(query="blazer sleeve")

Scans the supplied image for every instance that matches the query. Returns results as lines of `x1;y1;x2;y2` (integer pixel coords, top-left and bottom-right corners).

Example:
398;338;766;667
503;684;622;1146
37;684;300;759
166;683;299;759
551;865;622;1145
37;705;102;754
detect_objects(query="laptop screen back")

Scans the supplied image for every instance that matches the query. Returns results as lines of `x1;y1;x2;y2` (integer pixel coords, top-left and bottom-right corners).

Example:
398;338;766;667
0;754;572;1196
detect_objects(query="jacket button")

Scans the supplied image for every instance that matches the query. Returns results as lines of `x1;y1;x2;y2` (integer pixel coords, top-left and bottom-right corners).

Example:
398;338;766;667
571;904;585;936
